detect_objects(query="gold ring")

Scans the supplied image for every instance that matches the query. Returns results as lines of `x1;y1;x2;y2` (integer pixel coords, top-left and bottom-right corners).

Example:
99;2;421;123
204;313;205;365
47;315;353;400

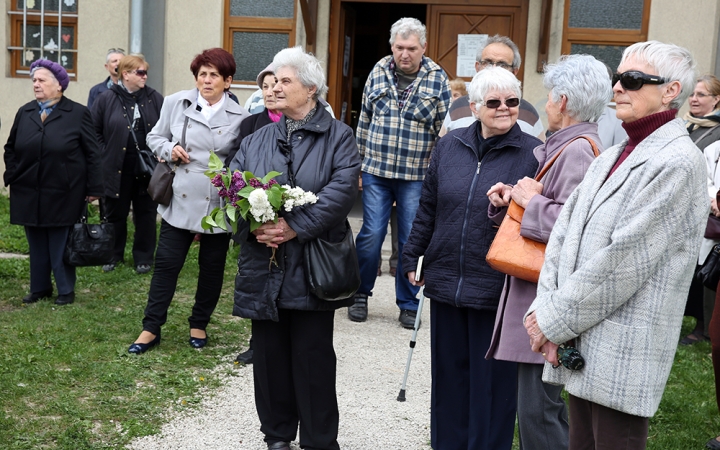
542;352;546;356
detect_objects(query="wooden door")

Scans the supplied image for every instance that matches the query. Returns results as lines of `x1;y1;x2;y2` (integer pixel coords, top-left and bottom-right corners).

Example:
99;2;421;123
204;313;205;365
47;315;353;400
425;1;529;82
330;4;356;126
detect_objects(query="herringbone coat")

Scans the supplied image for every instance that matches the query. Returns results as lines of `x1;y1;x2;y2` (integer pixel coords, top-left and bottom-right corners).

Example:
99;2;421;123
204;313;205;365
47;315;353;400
528;118;708;417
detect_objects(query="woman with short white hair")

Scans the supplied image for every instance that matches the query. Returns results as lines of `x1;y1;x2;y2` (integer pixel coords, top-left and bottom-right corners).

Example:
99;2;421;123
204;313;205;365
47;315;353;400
524;41;707;449
403;66;542;449
486;54;611;450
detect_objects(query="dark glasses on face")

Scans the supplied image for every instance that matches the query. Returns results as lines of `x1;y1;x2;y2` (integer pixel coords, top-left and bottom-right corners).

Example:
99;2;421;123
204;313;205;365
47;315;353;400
133;70;148;77
612;71;667;91
482;98;520;109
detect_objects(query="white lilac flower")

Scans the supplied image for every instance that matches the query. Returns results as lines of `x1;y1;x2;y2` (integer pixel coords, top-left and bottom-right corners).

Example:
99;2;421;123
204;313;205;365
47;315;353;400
281;185;318;212
248;189;276;223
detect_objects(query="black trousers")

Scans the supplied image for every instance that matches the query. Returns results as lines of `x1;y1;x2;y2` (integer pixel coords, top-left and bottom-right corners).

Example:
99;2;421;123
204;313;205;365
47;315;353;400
431;300;517;450
25;226;75;295
568;395;649;450
104;162;158;266
252;309;340;450
141;220;229;335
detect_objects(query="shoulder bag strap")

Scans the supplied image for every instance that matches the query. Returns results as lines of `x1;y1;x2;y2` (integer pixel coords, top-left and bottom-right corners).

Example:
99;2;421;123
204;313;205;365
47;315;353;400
113;90;142;153
693;124;720;145
535;135;600;182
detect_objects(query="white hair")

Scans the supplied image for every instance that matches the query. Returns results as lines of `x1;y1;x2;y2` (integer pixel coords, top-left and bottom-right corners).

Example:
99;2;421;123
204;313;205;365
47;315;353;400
272;46;328;99
620;40;696;110
476;35;522;71
29;66;58;84
389;17;426;47
468;66;522;105
543;54;613;122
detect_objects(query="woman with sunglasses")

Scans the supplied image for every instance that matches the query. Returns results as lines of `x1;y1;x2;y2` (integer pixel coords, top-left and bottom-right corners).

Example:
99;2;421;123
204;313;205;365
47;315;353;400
523;41;708;450
91;54;163;275
403;66;541;449
485;54;611;450
681;75;720;347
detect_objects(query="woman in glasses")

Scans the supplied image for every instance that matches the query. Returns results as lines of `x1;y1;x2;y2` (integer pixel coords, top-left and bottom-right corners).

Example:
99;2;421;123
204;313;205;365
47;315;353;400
523;41;707;449
402;66;541;449
485;54;611;450
91;54;163;275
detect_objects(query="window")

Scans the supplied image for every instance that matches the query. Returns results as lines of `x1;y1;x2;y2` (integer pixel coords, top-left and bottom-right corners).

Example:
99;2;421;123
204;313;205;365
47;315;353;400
8;0;79;79
562;0;651;71
223;0;296;86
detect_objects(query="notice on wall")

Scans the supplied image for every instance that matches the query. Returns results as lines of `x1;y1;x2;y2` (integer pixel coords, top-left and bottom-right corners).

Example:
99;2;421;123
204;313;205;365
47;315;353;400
457;34;488;77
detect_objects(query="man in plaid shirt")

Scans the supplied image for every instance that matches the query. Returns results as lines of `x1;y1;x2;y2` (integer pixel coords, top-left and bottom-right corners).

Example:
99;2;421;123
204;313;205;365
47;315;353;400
349;17;450;329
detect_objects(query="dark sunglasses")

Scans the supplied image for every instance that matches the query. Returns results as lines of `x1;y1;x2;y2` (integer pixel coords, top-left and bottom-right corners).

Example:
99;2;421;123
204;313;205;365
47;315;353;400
132;70;148;77
482;98;520;109
612;70;667;91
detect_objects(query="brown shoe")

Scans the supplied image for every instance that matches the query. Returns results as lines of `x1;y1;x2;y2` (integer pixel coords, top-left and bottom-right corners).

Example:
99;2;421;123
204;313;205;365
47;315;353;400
389;267;397;277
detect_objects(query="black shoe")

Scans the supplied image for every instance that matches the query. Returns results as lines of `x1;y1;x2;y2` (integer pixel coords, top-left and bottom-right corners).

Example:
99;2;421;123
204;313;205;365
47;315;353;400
189;334;208;349
22;288;53;304
347;293;368;322
267;442;290;450
54;292;75;305
707;436;720;450
135;264;152;274
236;348;253;364
128;334;161;354
102;261;122;272
399;309;419;329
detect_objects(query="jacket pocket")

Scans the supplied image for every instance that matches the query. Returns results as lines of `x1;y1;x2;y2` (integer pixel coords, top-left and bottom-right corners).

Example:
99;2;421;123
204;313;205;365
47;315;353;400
410;93;440;124
368;89;391;116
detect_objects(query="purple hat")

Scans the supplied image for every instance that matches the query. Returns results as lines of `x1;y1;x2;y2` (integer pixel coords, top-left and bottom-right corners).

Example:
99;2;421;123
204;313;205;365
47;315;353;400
30;59;70;91
256;63;275;89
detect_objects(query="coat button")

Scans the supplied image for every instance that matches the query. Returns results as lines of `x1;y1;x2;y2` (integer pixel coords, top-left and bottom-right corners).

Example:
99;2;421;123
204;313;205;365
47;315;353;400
182;193;187;198
116;193;120;197
185;169;189;173
205;196;210;200
118;170;121;173
122;147;126;151
218;130;222;135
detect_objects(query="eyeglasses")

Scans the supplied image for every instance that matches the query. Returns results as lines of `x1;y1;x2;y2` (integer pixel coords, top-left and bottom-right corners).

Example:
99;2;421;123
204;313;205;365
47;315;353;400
132;70;148;77
478;60;513;71
612;70;667;91
690;92;714;98
481;98;520;109
107;48;125;55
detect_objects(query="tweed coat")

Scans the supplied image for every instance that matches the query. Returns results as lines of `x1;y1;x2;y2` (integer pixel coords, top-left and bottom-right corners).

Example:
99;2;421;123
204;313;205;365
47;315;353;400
527;118;708;417
146;89;249;233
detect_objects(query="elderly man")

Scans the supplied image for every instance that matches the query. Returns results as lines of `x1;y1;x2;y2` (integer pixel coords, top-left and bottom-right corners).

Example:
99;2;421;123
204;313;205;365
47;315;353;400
349;17;450;328
87;48;125;109
441;35;543;138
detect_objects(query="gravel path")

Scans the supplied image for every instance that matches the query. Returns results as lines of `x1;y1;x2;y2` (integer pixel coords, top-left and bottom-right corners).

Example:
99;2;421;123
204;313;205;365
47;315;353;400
127;223;433;449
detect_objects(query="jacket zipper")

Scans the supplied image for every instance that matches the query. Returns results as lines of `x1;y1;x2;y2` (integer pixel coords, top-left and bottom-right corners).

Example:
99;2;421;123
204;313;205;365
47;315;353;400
453;160;482;306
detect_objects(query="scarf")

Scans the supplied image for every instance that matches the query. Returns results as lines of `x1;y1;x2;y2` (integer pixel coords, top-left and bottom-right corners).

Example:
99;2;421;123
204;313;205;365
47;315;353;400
285;104;318;136
38;97;61;122
684;108;720;132
267;109;282;123
118;80;142;127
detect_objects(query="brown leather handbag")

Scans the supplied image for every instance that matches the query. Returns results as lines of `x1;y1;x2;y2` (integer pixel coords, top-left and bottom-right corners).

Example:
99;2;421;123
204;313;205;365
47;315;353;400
486;136;600;283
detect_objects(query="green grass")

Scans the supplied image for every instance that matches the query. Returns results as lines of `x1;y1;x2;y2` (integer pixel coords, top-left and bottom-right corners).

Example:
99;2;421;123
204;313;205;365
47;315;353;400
0;195;250;449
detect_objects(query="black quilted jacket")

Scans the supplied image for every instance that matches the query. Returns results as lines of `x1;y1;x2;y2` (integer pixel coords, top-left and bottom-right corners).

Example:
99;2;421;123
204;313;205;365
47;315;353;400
402;122;540;311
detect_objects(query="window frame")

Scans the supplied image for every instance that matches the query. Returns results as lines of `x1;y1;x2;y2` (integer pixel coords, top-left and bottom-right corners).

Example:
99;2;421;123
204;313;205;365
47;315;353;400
561;0;651;66
8;1;79;79
223;0;297;87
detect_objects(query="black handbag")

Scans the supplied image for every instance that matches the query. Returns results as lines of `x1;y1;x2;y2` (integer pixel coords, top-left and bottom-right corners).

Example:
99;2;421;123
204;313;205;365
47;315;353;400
64;200;115;267
304;220;361;301
147;115;186;206
698;243;720;290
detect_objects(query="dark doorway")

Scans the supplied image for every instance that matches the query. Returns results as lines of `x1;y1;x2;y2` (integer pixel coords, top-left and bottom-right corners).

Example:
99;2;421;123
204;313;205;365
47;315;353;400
344;3;426;131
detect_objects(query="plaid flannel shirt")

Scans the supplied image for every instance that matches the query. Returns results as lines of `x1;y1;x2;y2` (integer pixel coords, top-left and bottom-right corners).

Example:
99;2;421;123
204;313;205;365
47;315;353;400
356;55;450;180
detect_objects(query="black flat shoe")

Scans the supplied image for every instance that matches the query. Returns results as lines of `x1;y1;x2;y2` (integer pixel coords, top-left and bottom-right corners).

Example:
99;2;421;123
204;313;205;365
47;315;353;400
22;288;53;304
189;335;208;349
267;442;290;450
54;292;75;305
128;334;161;354
235;348;253;364
707;436;720;449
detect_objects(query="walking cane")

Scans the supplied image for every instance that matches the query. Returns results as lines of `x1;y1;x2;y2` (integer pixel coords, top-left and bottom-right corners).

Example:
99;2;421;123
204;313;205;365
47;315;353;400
397;256;424;402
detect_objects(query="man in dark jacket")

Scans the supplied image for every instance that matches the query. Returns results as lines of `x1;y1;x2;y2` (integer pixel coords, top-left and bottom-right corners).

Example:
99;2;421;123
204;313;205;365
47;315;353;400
87;48;125;109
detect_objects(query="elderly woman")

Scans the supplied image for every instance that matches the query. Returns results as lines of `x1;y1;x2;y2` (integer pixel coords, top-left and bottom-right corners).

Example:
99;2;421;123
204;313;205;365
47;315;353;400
229;46;360;450
127;48;249;354
686;74;720;150
92;54;163;274
524;41;707;449
3;59;103;306
485;54;611;450
402;66;541;450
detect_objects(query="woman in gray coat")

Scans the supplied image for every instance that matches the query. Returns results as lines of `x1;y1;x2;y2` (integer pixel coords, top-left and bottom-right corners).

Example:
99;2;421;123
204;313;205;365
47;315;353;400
230;47;360;450
127;48;249;354
486;54;611;450
524;41;708;449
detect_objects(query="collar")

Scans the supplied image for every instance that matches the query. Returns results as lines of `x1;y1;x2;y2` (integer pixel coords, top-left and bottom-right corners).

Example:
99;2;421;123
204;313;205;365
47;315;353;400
622;109;678;147
197;92;227;121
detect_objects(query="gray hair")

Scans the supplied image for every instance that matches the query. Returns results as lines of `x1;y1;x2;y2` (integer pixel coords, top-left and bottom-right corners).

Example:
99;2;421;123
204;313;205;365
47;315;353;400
389;17;426;47
468;66;522;105
475;35;522;71
620;40;696;110
543;54;613;122
272;46;328;99
29;65;58;84
106;48;125;63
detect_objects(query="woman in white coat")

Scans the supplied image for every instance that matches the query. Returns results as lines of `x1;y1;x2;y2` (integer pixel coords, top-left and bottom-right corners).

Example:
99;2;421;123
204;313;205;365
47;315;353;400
524;41;709;449
127;48;249;354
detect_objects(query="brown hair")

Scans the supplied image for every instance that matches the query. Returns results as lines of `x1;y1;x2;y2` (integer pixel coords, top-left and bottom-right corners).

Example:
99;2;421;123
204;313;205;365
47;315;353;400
118;54;149;77
190;48;236;87
698;74;720;96
449;78;467;96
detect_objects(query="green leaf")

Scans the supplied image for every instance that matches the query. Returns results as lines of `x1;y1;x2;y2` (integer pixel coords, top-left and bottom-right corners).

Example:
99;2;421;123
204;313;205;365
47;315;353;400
261;171;282;184
238;186;255;198
266;189;283;210
201;215;217;230
213;209;228;232
207;152;224;171
242;171;256;183
249;220;261;232
238;200;250;219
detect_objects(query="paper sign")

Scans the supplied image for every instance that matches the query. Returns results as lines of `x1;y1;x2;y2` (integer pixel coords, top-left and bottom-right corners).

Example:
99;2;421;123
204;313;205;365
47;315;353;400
457;34;488;77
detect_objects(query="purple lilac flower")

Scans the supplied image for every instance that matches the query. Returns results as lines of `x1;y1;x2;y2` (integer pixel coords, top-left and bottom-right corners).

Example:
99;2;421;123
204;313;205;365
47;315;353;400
264;179;279;189
249;178;263;188
211;173;225;188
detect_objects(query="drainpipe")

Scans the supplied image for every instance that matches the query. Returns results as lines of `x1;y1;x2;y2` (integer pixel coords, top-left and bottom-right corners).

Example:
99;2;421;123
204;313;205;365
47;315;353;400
130;0;143;54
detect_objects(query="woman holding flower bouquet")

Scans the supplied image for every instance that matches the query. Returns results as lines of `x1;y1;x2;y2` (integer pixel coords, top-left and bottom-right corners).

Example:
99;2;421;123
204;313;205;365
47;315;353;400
127;48;249;354
229;46;360;450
